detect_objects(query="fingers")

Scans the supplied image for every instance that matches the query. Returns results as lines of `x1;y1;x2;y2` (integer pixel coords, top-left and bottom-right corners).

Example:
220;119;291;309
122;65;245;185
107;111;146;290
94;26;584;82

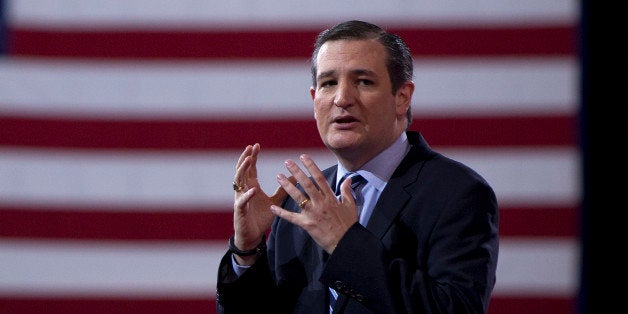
283;159;319;197
276;156;341;220
270;204;299;222
234;157;251;193
299;154;334;195
249;143;260;179
234;143;260;193
270;175;295;204
236;144;253;169
276;173;309;205
271;173;305;224
282;154;334;196
234;187;256;211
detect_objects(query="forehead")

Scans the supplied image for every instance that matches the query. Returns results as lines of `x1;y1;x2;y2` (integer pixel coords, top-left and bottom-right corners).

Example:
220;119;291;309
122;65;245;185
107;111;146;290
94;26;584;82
316;39;388;74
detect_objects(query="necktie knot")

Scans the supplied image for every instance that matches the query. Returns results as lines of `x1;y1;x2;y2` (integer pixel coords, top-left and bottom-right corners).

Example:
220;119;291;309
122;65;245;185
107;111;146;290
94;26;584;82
335;172;366;196
335;172;367;208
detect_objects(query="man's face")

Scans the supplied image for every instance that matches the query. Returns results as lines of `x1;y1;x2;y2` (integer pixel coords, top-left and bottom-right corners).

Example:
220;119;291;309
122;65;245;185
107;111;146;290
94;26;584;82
310;39;410;165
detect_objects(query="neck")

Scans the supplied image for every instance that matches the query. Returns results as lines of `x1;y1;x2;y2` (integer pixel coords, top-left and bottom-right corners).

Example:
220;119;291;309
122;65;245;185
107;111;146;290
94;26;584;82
334;130;406;171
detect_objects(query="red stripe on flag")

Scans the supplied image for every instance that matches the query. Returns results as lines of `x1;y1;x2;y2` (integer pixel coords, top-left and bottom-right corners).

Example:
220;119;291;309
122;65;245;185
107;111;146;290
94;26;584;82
499;206;578;237
0;114;576;150
8;26;575;59
0;207;233;241
0;297;215;314
488;296;577;314
0;205;577;240
0;296;576;314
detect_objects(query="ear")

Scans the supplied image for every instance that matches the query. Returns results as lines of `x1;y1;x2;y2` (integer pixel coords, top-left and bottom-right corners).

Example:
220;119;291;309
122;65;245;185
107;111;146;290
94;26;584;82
310;86;316;101
395;81;414;117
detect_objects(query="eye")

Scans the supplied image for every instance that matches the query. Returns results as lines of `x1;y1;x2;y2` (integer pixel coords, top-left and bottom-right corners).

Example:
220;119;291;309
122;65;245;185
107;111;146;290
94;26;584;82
357;79;373;86
319;79;337;88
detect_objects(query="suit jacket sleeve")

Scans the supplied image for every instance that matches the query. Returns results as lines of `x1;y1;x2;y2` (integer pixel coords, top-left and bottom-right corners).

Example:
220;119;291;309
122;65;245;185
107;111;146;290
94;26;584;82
215;250;283;313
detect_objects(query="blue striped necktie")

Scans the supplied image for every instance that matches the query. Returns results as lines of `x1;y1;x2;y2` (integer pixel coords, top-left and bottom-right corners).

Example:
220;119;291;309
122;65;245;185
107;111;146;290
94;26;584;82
335;172;366;205
329;172;366;312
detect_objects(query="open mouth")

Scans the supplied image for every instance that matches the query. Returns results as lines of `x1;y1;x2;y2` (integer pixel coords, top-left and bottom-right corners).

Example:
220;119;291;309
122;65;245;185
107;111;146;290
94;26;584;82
334;116;358;124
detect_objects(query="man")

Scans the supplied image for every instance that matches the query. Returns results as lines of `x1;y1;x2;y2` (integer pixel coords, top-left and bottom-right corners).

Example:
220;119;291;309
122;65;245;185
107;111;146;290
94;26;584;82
217;20;499;313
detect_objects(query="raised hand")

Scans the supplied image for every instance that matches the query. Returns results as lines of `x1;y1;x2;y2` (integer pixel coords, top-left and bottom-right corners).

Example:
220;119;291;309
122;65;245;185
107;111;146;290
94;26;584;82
232;143;292;264
270;154;359;254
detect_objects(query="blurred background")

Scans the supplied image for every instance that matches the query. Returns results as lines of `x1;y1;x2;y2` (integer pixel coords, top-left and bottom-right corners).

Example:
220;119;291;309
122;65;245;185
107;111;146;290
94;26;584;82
0;0;582;313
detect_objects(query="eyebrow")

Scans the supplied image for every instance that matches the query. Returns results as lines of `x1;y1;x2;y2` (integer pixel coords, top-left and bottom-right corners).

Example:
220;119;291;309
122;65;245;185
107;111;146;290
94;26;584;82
317;68;378;82
316;70;335;82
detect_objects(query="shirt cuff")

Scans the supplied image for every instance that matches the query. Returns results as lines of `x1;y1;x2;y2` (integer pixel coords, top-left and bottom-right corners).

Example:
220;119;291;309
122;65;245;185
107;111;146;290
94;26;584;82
230;253;251;277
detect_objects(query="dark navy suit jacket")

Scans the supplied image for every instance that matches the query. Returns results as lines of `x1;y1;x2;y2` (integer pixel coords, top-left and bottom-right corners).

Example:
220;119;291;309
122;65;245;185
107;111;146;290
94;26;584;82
217;131;499;313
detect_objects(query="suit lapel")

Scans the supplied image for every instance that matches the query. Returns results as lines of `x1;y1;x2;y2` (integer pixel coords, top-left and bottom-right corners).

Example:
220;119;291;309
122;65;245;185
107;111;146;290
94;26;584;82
365;132;434;239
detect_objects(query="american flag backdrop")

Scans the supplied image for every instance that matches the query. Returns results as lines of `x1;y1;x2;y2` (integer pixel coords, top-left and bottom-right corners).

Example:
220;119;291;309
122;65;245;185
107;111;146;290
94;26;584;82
0;1;581;313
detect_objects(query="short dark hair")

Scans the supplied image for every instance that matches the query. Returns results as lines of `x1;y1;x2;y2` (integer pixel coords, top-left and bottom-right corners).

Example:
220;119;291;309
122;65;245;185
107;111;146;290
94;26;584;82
310;20;414;127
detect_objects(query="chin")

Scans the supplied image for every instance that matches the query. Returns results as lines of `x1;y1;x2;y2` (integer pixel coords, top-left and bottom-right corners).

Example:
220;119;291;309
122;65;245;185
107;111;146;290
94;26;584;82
325;135;360;151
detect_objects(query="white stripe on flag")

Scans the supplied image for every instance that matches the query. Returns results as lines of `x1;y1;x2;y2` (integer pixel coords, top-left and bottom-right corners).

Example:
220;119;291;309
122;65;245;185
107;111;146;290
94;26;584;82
0;147;578;209
494;237;579;296
0;58;576;118
7;0;577;28
0;238;577;297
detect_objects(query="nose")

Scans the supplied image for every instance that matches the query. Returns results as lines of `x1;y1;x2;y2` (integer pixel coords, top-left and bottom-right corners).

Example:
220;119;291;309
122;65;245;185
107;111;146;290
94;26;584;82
333;81;355;108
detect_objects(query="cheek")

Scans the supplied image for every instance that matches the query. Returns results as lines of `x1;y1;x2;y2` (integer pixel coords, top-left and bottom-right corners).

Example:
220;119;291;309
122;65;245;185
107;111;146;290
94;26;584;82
313;103;331;129
313;107;326;125
313;98;328;117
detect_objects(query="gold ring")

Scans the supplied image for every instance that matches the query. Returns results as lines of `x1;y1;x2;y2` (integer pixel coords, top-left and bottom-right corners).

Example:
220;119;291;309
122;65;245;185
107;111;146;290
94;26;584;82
298;198;309;209
232;182;244;192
